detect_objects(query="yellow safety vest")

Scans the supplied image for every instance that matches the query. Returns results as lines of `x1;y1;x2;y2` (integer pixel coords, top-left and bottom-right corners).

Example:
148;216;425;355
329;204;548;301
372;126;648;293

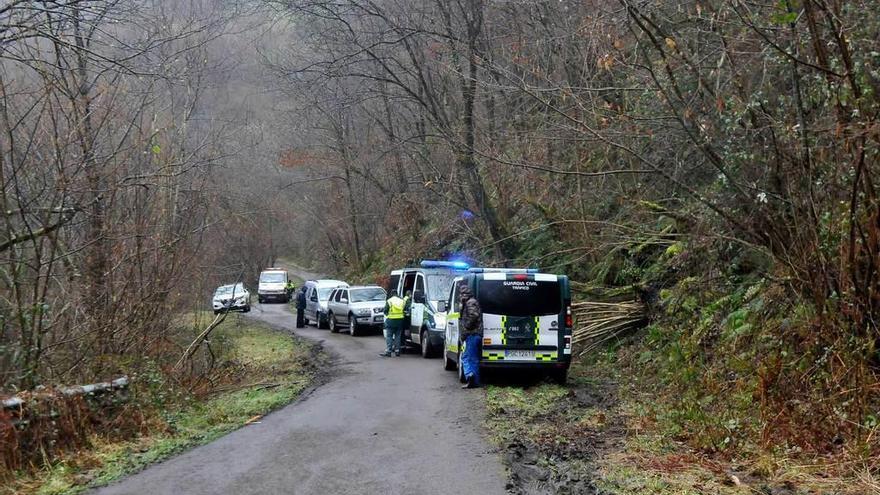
387;296;406;319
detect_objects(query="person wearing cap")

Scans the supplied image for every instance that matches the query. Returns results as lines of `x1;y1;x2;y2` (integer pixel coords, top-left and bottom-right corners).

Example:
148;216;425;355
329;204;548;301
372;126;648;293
458;284;483;388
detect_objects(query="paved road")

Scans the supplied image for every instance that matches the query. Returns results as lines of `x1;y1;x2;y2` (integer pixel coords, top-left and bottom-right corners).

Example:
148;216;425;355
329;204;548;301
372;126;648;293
94;302;507;495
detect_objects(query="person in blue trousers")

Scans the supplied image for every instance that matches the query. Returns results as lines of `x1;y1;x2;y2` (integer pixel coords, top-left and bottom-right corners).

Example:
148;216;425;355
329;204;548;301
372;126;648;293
458;284;483;389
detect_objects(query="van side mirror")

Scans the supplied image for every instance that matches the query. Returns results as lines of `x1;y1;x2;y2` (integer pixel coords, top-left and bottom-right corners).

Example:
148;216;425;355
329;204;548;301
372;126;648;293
340;298;348;304
413;290;426;304
310;294;318;302
437;300;447;312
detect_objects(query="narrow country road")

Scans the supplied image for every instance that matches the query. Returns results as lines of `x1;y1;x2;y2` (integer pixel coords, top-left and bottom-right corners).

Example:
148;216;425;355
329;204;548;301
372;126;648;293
93;300;508;495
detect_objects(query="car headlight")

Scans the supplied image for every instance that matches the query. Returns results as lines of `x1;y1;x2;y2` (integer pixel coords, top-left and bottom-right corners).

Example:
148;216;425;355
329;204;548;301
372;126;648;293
357;308;371;316
236;296;247;303
373;307;383;314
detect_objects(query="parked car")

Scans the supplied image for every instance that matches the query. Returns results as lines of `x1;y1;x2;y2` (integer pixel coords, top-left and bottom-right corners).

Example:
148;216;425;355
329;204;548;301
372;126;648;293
326;285;387;336
213;283;251;314
303;279;348;328
258;268;290;303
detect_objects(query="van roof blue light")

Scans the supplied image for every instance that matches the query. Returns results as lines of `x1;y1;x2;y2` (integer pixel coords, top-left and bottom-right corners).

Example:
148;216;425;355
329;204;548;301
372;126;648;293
420;260;470;270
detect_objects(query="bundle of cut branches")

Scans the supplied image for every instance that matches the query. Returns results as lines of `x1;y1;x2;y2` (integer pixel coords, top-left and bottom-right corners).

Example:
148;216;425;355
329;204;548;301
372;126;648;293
572;301;647;355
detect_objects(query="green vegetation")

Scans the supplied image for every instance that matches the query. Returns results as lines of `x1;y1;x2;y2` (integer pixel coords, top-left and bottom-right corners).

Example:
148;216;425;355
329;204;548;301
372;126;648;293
6;317;323;495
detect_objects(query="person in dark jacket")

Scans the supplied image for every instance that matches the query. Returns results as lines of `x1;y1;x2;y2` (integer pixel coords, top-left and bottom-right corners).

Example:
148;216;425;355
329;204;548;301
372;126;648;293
458;284;482;388
295;286;307;328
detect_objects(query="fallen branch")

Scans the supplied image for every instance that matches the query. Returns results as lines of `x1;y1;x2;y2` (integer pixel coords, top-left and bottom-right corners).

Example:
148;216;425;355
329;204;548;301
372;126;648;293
2;376;130;410
174;312;228;371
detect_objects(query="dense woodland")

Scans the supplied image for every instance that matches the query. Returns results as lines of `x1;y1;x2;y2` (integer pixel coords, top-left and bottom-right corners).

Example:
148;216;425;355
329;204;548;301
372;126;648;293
2;0;879;484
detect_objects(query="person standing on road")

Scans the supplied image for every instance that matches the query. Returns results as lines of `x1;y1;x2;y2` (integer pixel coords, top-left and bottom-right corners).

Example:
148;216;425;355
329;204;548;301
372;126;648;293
459;284;483;389
285;280;296;300
295;286;307;328
380;293;406;357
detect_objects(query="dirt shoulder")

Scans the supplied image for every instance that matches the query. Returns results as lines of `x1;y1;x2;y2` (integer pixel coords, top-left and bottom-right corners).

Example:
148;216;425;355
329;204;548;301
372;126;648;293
483;356;871;495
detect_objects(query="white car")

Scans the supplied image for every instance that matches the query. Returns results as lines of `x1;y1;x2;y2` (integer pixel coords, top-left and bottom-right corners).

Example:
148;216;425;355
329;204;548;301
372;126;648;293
213;283;251;314
326;285;387;336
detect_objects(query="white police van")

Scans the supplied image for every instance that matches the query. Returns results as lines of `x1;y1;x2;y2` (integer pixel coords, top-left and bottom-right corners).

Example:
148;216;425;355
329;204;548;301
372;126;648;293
388;260;471;358
441;268;573;383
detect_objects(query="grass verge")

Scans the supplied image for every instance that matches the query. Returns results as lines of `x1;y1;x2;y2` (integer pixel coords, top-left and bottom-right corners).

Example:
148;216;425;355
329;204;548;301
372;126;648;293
7;316;324;495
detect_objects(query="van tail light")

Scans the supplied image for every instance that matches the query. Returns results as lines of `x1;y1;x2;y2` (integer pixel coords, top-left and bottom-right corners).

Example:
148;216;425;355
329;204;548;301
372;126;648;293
564;335;571;350
565;304;573;328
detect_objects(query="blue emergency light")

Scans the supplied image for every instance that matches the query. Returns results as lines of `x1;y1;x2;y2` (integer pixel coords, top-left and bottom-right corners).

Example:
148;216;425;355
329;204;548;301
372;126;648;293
420;260;471;270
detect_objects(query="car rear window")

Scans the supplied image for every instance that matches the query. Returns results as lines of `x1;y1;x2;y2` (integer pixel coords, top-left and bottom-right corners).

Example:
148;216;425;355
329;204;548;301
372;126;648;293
478;279;561;317
351;288;386;302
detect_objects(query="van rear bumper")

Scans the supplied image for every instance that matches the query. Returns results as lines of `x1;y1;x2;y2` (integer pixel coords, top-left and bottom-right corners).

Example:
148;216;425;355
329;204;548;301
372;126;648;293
479;360;570;369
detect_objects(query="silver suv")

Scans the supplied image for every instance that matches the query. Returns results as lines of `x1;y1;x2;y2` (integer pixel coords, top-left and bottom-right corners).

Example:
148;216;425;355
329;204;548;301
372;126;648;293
326;285;387;336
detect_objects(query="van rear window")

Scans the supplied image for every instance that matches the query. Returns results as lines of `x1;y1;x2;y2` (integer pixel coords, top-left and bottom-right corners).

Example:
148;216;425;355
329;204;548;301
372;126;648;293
478;279;561;317
260;272;285;283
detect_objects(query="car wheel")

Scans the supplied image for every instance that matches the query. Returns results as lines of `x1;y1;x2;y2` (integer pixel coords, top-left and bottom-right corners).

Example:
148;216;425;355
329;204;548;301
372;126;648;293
329;312;339;333
258;296;263;304
317;312;328;329
420;328;433;359
243;305;250;313
213;310;220;315
349;315;359;336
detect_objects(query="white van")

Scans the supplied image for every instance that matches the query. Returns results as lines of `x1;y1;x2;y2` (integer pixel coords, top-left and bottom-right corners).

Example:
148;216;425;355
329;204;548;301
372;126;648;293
304;279;348;329
388;260;470;357
442;268;573;383
258;268;290;303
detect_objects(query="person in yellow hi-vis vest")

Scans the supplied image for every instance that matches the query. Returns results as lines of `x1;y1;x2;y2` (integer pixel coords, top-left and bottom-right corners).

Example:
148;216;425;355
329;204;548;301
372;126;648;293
380;293;406;357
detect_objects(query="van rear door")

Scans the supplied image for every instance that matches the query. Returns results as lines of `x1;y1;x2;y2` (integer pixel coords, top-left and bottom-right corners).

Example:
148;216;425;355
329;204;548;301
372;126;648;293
479;273;563;362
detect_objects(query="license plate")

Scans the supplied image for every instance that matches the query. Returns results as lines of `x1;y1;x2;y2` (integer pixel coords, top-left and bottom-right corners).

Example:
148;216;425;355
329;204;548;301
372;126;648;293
506;350;535;358
373;316;384;323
